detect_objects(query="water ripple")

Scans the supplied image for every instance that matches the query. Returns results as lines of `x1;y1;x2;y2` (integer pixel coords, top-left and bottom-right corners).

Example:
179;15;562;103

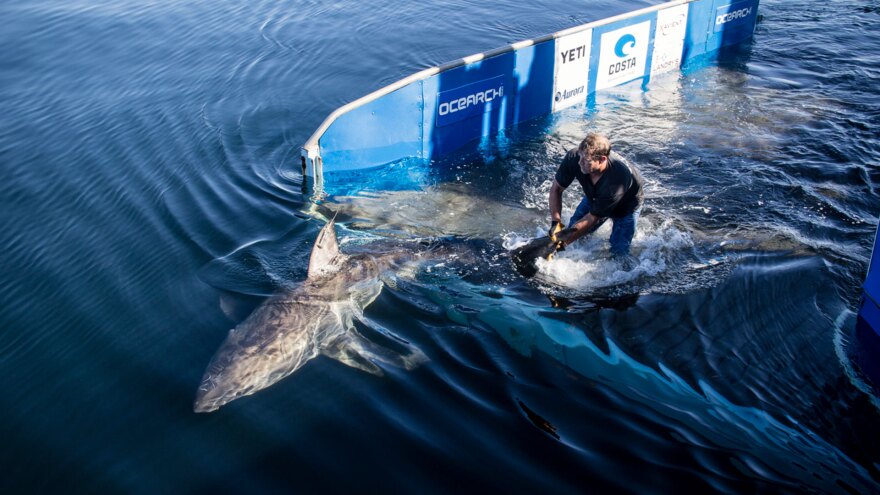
3;0;880;492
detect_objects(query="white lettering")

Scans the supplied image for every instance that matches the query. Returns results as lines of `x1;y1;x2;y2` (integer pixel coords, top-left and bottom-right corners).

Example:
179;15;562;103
716;7;752;26
438;86;505;116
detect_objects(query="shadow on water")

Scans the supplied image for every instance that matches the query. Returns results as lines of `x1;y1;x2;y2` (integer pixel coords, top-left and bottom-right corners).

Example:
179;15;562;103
409;250;880;492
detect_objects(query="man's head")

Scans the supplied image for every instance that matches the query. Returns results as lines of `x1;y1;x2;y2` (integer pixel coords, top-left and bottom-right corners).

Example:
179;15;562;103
578;133;612;174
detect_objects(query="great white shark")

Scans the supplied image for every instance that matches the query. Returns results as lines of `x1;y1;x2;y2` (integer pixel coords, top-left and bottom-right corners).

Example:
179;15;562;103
194;218;432;413
194;189;570;412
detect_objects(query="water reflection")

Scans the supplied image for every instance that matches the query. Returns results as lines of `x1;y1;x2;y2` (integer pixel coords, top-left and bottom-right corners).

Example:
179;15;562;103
421;274;878;493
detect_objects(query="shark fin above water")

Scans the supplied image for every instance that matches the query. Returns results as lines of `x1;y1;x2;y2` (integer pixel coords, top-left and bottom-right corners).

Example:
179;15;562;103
308;216;342;279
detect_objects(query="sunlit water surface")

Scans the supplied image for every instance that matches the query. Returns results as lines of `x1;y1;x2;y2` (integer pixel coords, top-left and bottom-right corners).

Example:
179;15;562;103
2;0;880;493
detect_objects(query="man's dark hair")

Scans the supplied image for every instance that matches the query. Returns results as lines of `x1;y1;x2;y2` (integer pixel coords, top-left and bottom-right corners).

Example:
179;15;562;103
578;133;612;160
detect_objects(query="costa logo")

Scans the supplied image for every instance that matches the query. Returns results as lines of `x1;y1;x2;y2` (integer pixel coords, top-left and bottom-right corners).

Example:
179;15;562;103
608;59;636;75
614;34;637;58
596;21;649;91
609;32;638;76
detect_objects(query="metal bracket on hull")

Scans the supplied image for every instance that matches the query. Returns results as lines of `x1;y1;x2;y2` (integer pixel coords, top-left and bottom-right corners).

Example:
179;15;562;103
300;146;324;191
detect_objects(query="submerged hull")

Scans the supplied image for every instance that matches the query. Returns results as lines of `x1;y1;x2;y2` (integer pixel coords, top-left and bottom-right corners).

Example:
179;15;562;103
856;219;880;386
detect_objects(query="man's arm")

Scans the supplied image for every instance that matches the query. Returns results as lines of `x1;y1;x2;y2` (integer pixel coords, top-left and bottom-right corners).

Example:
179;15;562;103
563;213;602;244
549;180;565;223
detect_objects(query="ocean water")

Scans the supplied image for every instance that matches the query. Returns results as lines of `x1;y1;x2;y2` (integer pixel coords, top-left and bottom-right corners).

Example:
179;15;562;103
2;0;880;493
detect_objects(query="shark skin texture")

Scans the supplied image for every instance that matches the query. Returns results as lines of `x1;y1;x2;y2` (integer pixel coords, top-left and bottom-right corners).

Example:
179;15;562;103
193;214;555;413
193;218;426;413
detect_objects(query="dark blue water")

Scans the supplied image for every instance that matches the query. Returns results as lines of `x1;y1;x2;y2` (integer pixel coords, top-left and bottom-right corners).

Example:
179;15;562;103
3;0;880;493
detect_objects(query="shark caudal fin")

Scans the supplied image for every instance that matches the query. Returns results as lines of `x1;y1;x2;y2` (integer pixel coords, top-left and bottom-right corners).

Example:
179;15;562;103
308;215;342;278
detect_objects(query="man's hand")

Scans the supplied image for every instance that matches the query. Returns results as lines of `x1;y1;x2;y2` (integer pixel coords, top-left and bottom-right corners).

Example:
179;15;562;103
549;221;564;241
555;239;567;252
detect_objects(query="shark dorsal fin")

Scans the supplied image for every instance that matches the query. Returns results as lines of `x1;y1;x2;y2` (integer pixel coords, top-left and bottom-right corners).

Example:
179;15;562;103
308;216;341;279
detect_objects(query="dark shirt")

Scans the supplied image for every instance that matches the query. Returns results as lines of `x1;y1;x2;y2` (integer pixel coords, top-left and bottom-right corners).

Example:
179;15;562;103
555;149;644;218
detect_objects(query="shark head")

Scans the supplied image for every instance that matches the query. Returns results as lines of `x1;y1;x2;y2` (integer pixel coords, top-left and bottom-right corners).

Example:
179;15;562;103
193;300;323;413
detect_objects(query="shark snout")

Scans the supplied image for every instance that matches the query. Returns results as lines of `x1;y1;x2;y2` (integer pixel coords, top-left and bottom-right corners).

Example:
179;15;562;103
193;378;224;413
193;364;237;413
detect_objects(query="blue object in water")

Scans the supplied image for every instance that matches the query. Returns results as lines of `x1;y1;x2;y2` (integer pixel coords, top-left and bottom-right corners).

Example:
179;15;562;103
300;0;762;181
860;218;880;337
856;218;880;386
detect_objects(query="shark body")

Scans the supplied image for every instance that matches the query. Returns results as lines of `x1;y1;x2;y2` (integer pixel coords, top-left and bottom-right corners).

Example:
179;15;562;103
194;218;424;413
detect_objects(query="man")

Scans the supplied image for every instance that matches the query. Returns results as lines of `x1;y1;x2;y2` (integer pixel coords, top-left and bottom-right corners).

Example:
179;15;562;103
549;132;644;258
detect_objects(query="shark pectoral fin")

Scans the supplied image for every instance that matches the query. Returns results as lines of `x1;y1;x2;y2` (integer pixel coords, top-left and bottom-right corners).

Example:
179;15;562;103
322;336;384;376
321;324;428;376
321;305;383;375
348;277;384;316
511;230;576;277
356;315;429;371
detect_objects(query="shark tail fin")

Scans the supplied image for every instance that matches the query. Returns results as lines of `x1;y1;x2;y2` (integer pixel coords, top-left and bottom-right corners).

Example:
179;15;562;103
511;227;576;277
308;214;341;278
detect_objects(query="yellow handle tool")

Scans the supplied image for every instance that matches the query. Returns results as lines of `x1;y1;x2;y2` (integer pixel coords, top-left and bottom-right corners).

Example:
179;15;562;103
549;221;564;242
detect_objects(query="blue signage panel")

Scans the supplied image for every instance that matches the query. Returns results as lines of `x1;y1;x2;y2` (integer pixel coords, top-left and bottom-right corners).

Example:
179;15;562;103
706;0;759;51
682;0;715;65
319;82;423;171
859;294;880;339
428;52;517;156
436;75;506;128
512;40;555;123
304;0;762;175
589;13;657;94
713;1;758;33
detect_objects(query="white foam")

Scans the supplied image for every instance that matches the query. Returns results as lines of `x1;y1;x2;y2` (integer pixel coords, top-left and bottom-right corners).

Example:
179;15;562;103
501;231;538;250
531;217;694;291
